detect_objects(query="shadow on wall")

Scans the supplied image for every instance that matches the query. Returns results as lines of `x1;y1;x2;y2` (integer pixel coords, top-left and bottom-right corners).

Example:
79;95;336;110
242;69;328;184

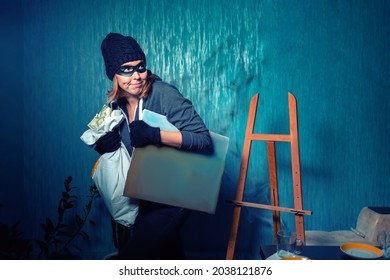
182;179;276;260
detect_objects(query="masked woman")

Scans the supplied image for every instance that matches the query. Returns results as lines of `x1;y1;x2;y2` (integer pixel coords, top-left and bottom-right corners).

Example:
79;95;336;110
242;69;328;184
95;32;213;259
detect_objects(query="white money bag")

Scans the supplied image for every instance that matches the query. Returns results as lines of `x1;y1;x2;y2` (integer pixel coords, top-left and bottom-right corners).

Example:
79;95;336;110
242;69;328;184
80;106;138;227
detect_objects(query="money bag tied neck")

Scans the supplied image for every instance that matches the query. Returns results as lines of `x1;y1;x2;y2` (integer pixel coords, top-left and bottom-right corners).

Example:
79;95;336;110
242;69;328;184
101;33;146;80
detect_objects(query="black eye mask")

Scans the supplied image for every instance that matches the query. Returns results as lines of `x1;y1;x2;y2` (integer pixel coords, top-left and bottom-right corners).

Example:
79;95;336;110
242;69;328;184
116;61;147;77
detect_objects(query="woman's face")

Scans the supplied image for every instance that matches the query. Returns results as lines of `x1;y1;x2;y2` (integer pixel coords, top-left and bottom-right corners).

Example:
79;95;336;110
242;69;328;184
115;60;148;97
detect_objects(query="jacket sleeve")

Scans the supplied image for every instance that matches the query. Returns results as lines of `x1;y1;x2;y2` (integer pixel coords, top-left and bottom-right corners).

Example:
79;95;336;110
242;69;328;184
151;81;213;154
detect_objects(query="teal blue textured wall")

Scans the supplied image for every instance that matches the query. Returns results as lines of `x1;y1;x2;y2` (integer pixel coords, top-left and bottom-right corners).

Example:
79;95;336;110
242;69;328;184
1;0;389;259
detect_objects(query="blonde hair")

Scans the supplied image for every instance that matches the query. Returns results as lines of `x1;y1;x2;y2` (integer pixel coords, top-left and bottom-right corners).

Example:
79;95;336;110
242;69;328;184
106;71;156;103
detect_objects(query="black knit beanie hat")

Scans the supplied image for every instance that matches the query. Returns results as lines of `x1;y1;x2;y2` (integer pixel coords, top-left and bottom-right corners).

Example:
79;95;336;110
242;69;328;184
101;33;146;80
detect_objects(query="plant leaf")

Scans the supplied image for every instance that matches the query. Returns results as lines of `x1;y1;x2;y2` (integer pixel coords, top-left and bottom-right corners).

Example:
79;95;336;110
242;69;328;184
35;239;49;255
45;218;55;231
75;215;83;227
72;244;82;252
64;176;72;191
79;231;89;241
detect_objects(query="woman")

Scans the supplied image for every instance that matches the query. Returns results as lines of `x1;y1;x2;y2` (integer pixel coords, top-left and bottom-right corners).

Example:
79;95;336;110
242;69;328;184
96;32;213;259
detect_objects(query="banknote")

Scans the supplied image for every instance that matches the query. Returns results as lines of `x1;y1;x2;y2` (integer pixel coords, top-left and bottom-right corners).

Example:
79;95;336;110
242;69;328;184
88;105;112;130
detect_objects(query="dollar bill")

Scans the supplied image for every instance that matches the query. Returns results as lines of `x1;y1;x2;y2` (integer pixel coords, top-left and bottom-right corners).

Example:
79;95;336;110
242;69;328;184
88;105;112;130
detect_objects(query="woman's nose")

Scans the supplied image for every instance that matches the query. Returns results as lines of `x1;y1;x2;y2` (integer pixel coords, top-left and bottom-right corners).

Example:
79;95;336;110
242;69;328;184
133;71;141;79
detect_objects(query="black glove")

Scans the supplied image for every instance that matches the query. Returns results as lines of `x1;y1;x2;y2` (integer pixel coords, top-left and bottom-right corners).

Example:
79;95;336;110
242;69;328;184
94;129;121;155
129;120;161;147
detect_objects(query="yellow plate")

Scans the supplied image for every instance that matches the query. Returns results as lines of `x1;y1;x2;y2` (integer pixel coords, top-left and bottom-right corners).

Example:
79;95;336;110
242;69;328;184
340;243;383;259
281;256;310;260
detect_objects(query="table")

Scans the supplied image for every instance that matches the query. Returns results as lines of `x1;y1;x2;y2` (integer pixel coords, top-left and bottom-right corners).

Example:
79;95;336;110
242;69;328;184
260;245;369;260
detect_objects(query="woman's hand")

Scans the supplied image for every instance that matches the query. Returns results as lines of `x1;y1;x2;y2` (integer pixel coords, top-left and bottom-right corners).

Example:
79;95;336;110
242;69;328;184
94;128;121;154
129;120;161;147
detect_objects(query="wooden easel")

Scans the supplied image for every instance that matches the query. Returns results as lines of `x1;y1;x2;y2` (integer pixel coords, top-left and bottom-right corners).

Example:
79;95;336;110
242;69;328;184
226;93;312;260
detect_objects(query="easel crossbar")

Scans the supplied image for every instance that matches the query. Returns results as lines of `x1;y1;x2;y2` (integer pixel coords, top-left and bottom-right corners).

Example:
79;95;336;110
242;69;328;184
250;134;291;142
227;200;312;216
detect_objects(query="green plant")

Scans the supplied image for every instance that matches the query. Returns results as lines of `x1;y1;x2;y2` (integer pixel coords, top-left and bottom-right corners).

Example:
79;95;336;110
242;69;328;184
35;176;100;259
0;176;101;259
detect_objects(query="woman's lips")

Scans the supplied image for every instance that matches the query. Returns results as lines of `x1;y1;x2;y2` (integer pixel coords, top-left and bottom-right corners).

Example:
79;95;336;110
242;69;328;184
132;82;143;88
